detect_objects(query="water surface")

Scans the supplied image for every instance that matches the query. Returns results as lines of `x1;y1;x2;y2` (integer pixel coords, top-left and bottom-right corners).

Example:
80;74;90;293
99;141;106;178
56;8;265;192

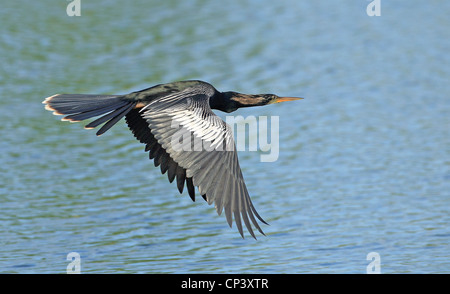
1;0;449;273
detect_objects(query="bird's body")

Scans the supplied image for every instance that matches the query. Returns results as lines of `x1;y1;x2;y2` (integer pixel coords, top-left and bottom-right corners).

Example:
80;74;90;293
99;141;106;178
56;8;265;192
43;80;301;238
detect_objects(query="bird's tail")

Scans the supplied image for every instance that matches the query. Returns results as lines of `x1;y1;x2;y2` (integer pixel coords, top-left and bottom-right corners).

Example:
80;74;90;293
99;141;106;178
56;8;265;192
43;94;136;136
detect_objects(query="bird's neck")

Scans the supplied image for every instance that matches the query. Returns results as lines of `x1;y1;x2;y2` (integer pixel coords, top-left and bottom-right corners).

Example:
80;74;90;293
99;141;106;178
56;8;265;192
209;91;238;113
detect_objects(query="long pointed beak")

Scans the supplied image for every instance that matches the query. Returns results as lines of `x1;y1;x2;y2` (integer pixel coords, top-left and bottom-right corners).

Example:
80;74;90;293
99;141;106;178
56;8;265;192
272;97;304;104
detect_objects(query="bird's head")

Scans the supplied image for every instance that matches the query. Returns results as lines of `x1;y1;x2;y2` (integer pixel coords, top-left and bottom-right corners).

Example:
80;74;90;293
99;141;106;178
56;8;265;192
219;91;303;113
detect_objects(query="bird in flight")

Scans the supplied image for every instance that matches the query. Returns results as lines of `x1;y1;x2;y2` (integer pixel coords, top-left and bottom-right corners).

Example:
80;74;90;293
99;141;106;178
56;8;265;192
43;80;302;238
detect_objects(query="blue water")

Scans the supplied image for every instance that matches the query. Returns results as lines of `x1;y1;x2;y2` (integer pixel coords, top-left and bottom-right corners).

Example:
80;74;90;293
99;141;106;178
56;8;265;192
0;0;449;273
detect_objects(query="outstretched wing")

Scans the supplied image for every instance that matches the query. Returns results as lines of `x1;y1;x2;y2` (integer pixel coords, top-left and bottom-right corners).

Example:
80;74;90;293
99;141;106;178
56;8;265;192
127;90;267;238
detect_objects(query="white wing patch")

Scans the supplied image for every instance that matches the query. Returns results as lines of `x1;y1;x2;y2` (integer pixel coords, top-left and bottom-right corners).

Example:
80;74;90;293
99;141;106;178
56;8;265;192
139;91;266;238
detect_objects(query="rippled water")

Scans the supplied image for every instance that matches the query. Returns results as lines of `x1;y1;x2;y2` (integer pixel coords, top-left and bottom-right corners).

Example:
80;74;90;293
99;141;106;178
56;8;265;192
1;0;449;273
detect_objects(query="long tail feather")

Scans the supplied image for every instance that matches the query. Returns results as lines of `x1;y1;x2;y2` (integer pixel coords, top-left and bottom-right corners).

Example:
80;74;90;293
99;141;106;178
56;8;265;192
43;94;135;136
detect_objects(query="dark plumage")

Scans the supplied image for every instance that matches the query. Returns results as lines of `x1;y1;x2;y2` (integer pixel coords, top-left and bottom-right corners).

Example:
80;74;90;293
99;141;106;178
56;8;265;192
43;80;302;238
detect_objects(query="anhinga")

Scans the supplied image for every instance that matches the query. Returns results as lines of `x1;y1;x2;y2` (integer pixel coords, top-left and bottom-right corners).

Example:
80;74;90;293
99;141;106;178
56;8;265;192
43;80;302;239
